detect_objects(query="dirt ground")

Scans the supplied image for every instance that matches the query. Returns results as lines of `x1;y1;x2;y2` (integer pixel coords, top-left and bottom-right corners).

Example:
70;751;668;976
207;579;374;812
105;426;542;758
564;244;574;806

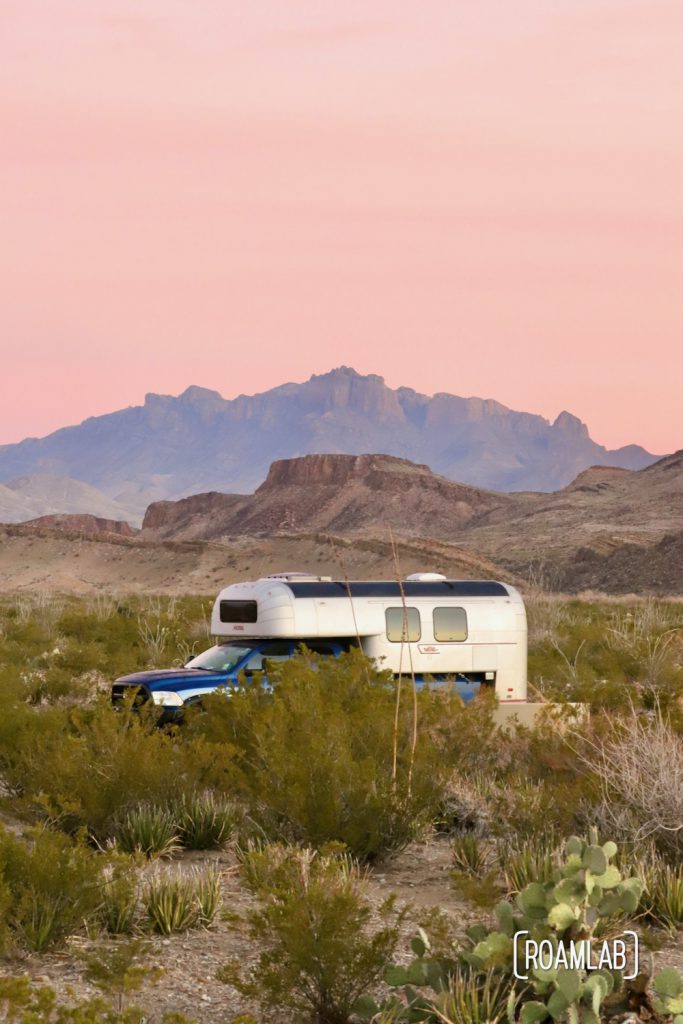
3;836;682;1023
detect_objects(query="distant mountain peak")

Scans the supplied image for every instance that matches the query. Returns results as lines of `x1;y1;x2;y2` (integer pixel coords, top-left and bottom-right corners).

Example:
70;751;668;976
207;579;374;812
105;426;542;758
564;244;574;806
178;385;225;404
552;410;590;438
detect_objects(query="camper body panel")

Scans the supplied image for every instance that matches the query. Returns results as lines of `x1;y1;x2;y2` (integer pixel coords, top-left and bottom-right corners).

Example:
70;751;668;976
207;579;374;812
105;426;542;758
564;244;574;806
211;578;527;702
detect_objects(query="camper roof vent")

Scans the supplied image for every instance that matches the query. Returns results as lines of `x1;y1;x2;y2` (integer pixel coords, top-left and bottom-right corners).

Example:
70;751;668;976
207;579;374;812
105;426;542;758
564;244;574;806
404;572;447;582
260;572;333;582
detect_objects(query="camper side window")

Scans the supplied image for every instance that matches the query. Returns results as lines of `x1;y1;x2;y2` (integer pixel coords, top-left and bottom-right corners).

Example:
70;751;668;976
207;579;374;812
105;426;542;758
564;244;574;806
433;606;468;642
385;607;421;643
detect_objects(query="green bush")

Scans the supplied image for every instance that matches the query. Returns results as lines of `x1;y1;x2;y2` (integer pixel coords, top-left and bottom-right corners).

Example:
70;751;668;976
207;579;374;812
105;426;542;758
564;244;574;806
0;826;105;952
220;844;405;1024
0;697;230;839
98;858;140;935
0;966;195;1024
190;649;465;860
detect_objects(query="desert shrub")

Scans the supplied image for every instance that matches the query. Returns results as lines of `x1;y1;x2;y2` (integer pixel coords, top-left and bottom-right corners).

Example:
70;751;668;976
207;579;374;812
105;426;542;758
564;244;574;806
173;790;238;850
114;804;181;859
0;826;105;952
0;696;230;839
578;706;683;861
0;962;192;1024
220;844;405;1024
433;773;492;835
188;649;466;861
83;939;161;1014
144;867;221;934
0;593;214;695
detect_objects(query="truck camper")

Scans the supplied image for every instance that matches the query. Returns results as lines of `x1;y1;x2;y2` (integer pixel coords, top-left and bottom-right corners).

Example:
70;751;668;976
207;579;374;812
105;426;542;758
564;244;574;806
111;572;529;717
211;572;527;703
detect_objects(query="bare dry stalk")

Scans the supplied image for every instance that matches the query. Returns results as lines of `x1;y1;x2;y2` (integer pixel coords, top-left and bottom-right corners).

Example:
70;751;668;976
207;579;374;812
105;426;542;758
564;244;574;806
326;537;368;685
389;527;418;798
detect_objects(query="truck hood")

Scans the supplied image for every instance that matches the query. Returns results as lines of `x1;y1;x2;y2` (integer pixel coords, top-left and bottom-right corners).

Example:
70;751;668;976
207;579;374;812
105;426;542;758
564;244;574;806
114;668;229;693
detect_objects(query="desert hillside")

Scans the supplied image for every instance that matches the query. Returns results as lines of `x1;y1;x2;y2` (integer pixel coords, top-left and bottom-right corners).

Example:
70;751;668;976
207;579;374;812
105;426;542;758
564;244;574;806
1;450;681;594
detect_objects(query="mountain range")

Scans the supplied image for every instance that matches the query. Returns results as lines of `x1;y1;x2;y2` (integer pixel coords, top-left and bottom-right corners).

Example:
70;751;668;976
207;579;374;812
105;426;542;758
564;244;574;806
0;367;659;523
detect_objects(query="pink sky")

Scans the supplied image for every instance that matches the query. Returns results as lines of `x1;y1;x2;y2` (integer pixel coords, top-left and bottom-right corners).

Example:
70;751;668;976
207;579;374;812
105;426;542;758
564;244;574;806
1;0;682;453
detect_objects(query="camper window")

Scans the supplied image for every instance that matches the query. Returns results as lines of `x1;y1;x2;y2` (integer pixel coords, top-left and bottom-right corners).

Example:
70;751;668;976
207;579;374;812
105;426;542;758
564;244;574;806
385;607;421;643
219;600;257;623
433;606;468;642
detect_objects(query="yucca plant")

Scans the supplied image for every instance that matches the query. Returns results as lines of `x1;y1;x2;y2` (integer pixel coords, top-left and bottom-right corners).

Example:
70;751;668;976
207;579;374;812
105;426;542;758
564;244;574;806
20;896;60;954
114;804;180;859
451;834;489;877
635;853;683;932
144;871;198;935
195;867;222;926
174;791;237;850
144;867;220;934
438;967;509;1024
496;833;558;893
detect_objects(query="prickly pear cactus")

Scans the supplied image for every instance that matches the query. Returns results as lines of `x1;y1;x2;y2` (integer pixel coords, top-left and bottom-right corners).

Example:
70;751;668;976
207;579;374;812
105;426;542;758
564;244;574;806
360;833;683;1024
652;967;683;1024
462;831;644;1021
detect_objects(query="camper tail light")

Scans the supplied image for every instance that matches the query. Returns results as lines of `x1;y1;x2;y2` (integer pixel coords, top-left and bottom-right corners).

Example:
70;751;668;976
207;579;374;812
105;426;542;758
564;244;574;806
150;691;184;707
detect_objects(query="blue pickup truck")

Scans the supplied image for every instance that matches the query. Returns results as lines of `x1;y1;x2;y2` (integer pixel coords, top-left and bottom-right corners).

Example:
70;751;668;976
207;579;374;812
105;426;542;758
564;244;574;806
111;638;353;720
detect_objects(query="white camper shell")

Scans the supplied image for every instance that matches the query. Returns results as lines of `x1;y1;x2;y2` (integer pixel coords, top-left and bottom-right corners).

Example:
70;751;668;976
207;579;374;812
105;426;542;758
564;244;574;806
211;572;528;702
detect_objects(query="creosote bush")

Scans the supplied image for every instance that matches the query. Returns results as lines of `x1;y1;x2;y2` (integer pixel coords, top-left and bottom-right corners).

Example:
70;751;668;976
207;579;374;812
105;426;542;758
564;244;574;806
189;648;474;860
0;826;107;952
220;844;406;1024
0;696;229;840
0;970;196;1024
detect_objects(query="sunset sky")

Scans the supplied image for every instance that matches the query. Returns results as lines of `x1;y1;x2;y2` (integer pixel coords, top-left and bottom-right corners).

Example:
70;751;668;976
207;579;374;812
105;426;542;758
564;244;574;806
1;1;682;454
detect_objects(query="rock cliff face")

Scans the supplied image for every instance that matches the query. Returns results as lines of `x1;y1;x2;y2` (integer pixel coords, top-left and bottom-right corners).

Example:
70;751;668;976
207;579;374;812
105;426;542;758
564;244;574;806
141;449;683;594
23;514;136;537
0;367;658;520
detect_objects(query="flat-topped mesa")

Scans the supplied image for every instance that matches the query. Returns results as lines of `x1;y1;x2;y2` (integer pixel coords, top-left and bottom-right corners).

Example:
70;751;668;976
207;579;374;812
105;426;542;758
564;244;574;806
256;453;433;491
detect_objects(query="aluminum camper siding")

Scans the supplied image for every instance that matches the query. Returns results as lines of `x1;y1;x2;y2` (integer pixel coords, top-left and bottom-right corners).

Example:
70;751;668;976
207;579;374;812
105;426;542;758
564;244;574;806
211;579;527;701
